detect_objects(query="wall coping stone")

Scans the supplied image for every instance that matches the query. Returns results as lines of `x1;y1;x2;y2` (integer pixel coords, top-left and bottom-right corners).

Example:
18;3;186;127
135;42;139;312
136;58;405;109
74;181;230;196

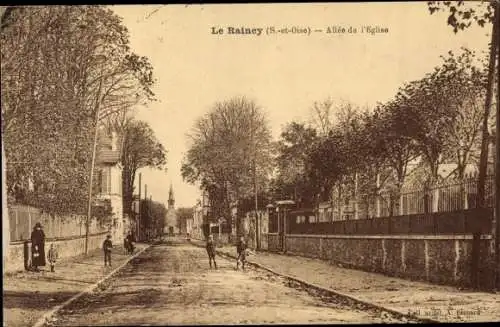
268;233;492;240
9;231;109;246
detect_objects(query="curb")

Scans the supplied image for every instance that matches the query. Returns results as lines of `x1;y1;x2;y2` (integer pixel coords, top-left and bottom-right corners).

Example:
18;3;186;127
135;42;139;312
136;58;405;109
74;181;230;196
216;250;440;324
32;244;151;327
190;241;439;324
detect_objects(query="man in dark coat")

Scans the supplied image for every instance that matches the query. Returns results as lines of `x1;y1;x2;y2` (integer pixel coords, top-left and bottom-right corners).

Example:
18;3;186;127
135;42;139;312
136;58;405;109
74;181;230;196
125;231;135;254
206;234;217;269
30;222;46;272
103;234;113;267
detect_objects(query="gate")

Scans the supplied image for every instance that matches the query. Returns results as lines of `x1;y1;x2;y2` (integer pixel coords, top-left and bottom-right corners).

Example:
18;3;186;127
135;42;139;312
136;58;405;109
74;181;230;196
275;200;295;253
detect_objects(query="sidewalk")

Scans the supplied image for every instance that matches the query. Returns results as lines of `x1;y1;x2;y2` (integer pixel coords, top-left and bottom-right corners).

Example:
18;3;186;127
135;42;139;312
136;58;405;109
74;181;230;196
191;239;500;323
3;243;148;327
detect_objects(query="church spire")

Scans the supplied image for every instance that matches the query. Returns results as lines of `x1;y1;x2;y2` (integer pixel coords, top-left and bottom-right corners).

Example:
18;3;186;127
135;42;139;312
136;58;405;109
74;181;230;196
168;183;175;208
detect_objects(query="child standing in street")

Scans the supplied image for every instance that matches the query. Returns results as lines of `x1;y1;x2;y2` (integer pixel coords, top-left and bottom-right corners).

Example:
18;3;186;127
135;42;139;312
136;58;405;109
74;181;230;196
236;236;247;271
47;243;58;272
206;234;217;269
103;234;113;267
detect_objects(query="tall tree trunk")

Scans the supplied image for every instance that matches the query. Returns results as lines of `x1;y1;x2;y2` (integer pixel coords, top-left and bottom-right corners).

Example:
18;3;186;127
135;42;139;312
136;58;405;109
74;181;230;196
477;3;499;209
2;140;10;272
494;0;500;293
2;6;16;273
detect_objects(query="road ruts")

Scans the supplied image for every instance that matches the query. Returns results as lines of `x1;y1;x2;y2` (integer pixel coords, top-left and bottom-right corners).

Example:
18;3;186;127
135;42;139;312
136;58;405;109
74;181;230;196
45;238;417;325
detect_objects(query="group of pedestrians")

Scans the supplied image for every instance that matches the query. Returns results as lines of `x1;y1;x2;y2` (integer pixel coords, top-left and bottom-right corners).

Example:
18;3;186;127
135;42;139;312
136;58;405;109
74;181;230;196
30;222;58;273
28;222;137;271
103;231;136;267
205;234;248;270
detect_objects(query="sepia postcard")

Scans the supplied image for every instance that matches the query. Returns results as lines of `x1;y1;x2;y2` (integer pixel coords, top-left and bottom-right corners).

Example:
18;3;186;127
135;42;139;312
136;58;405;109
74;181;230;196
2;2;500;326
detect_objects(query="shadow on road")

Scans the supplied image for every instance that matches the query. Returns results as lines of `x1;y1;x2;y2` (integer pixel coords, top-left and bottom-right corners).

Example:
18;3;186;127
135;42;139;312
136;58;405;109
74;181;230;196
3;290;76;310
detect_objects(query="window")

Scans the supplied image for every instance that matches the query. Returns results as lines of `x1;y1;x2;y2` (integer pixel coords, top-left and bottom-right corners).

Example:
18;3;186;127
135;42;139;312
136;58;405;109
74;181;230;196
296;215;307;224
95;170;103;194
100;167;111;194
309;215;317;223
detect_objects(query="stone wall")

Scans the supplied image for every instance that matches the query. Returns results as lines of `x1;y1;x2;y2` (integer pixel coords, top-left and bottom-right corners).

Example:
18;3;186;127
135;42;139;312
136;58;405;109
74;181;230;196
8;204;108;242
270;234;494;290
4;232;109;274
267;233;281;252
238;210;269;249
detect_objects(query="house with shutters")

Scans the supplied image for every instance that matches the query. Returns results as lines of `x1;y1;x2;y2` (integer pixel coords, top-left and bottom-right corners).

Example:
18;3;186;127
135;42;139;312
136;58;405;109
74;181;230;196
94;128;125;244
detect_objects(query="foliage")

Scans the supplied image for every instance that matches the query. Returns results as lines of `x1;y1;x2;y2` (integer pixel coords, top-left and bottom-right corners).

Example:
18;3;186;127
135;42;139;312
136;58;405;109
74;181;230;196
182;96;273;220
272;122;318;206
141;199;167;232
428;0;498;208
121;120;167;218
390;49;488;184
276;49;490;213
1;6;156;216
428;1;495;33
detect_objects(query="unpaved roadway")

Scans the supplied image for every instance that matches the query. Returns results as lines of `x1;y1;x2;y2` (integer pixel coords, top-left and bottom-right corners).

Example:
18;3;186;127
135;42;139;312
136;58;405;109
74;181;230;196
46;239;414;325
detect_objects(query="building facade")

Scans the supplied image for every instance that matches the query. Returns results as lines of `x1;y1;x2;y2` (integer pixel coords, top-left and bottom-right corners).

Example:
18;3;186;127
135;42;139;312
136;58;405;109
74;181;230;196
94;129;124;245
163;184;179;235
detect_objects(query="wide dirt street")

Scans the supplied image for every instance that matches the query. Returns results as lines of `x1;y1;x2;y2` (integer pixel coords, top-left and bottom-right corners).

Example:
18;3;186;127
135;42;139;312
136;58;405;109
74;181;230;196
46;239;410;325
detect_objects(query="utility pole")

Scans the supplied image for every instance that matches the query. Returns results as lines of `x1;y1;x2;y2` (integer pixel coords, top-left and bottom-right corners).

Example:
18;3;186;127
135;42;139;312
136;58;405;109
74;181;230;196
137;173;142;242
353;172;359;220
85;72;104;255
149;195;152;240
254;164;259;250
143;184;147;242
250;106;260;251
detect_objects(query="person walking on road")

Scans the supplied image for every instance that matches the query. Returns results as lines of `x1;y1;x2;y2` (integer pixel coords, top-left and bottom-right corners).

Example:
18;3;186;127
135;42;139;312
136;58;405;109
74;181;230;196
47;243;58;272
30;222;46;272
236;236;247;271
206;234;217;269
103;234;113;267
125;231;135;254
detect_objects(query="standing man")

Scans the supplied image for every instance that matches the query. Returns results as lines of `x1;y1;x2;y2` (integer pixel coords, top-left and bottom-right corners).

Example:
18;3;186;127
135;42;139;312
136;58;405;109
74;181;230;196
30;222;46;272
103;234;113;267
126;231;135;254
236;236;247;271
206;234;217;269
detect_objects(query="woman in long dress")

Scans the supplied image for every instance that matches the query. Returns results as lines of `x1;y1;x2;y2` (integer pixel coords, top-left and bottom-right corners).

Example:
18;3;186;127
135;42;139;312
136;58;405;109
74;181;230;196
31;222;46;272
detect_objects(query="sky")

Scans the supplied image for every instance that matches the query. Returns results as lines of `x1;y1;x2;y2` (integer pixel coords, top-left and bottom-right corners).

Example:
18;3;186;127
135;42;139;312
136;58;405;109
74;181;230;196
110;2;490;209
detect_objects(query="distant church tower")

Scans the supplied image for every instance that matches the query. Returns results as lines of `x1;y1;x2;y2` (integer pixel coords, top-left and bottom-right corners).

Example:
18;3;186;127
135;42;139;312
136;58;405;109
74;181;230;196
168;184;175;209
164;183;179;235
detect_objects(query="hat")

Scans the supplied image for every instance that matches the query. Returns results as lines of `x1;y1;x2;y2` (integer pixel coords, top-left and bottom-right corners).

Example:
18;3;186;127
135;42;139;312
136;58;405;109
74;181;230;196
34;222;42;228
107;234;112;238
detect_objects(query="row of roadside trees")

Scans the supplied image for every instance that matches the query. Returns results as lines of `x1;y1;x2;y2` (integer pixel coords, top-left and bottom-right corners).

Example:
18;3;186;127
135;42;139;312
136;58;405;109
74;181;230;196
1;7;167;233
182;1;498;229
